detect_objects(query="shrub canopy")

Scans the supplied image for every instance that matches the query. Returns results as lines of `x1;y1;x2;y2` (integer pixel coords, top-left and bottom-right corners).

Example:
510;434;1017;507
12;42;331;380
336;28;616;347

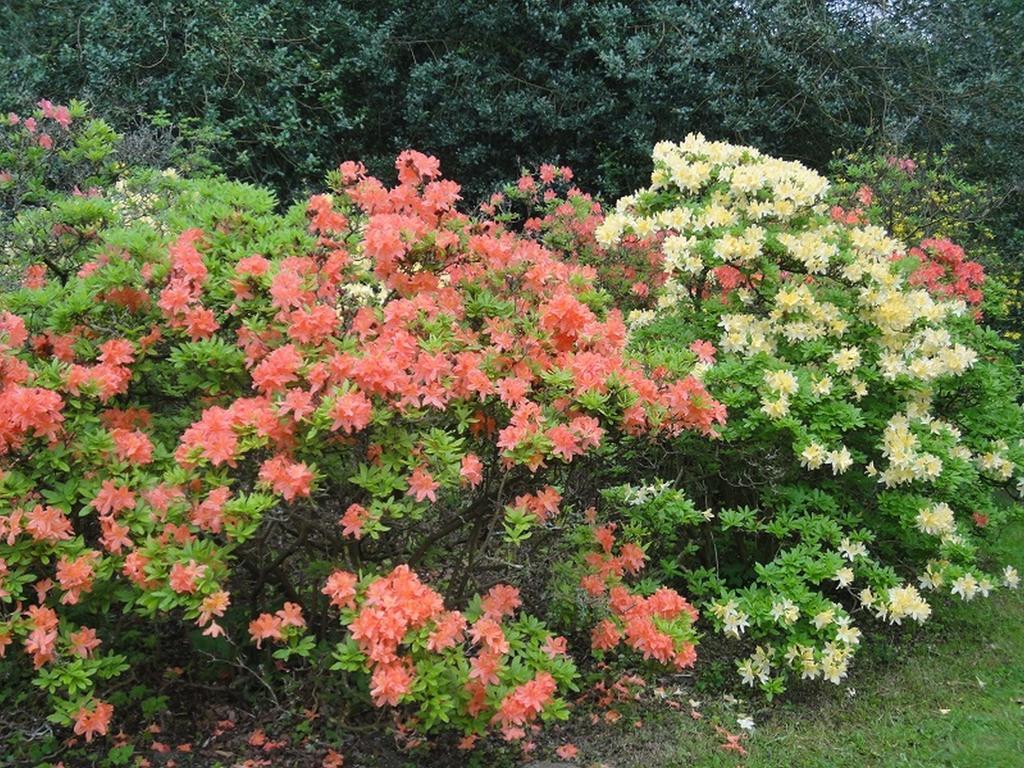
0;100;1021;756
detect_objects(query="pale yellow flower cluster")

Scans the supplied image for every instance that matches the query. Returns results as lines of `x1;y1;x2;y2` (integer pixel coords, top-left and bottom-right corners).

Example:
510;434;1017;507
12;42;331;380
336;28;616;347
839;537;869;560
710;599;750;639
744;589;867;687
621;479;675;506
608;136;990;499
783;644;820;680
919;560;948;590
877;326;978;382
721;315;776;355
915;501;956;536
818;643;855;684
344;234;392;307
859;584;932;624
111;176;165;231
875;413;944;487
782;639;855;684
737;645;773;686
1003;566;1021;588
977;441;1015;480
770;597;800;625
829;346;862;373
743;634;857;687
799;440;853;475
951;573;993;601
649;133;829;210
833;566;855;587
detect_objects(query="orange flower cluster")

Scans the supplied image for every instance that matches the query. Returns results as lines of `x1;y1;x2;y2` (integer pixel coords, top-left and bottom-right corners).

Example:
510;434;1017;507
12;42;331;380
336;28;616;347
907;237;985;307
582;523;698;670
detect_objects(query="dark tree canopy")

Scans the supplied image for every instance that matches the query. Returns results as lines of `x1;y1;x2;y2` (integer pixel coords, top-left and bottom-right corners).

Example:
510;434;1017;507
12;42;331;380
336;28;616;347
1;0;1021;204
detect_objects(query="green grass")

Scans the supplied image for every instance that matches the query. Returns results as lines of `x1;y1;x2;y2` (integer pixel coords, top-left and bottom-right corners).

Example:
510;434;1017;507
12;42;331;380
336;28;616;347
684;591;1024;767
568;525;1024;768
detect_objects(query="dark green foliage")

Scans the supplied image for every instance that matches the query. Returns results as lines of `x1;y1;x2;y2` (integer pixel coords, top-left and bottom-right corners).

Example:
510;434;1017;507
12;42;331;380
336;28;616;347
3;0;1022;205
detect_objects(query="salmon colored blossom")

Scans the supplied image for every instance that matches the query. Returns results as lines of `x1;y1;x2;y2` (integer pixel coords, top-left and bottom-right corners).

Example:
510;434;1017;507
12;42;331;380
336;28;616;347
259;455;314;501
322;570;358;609
339;503;370;539
493;671;557;739
555;743;579;760
168;560;206;594
481;584;521;620
248;613;284;648
330;390;373;433
689;339;717;364
110;428;154;464
73;699;114;742
459;453;484;486
69;627;102;658
369;661;412;706
406;467;439;503
252;344;303;393
56;551;99;605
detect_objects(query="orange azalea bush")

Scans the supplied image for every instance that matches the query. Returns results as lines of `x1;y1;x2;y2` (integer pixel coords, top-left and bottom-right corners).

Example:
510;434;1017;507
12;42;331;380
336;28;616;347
0;148;717;741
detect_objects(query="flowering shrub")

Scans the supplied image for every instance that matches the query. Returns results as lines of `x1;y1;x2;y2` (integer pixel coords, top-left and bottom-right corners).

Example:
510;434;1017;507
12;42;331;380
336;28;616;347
0;99;118;211
828;149;1002;260
0;146;724;742
828;148;1022;346
0;99;213;298
569;513;699;670
0;100;123;287
487;164;667;312
2;98;1020;758
599;134;1023;696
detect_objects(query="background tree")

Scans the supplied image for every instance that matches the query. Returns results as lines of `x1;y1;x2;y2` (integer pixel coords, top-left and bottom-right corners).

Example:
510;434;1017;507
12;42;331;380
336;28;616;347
2;0;1020;211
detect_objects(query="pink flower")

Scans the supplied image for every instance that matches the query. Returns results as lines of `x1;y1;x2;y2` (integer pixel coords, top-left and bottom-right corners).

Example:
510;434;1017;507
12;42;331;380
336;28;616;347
481;584;521;620
555;743;579;760
322;570;358;609
369;661;412;706
689;339;717;364
339;503;370;539
330;390;373;433
258;455;314;500
459;453;484;486
73;700;113;742
168;560;206;594
631;281;650;298
543;635;567;658
407;468;439;503
249;613;284;648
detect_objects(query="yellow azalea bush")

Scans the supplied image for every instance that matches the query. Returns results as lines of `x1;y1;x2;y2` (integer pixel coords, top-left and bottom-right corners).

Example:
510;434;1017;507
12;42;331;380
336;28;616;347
599;134;1023;696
